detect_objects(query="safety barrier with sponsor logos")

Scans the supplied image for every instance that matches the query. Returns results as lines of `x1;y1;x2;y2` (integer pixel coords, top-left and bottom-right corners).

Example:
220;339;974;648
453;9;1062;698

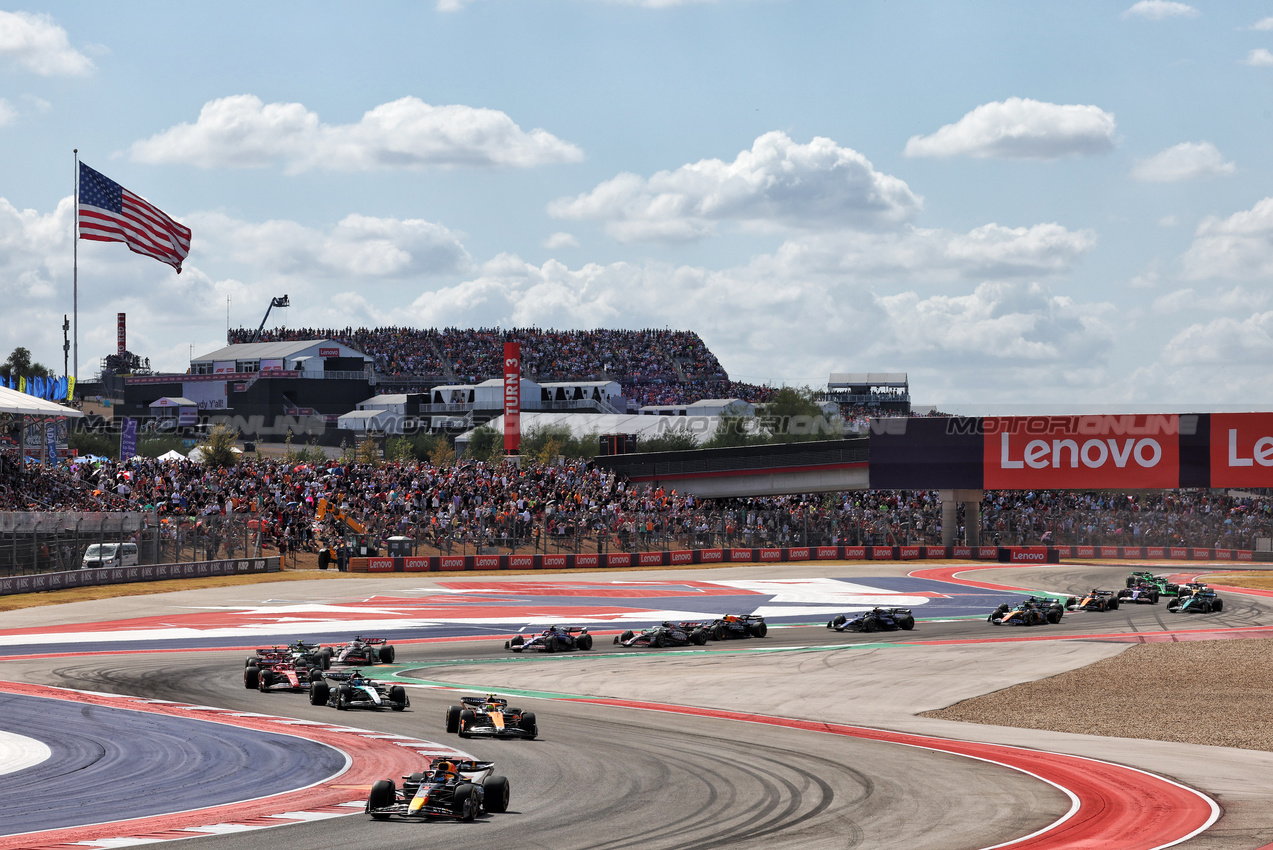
347;545;1254;572
0;557;280;596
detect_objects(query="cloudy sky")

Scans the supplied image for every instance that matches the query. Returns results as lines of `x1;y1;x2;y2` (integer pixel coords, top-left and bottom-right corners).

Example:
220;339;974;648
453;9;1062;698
2;0;1273;408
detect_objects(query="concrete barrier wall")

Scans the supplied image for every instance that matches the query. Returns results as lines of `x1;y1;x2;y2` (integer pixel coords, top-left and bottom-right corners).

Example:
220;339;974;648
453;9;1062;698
0;557;281;596
347;546;1254;572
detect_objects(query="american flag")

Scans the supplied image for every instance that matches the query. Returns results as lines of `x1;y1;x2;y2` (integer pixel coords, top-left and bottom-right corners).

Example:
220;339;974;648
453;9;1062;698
78;162;191;274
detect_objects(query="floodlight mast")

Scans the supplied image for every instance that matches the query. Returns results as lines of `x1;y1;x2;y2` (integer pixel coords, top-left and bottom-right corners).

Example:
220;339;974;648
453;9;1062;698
252;295;289;343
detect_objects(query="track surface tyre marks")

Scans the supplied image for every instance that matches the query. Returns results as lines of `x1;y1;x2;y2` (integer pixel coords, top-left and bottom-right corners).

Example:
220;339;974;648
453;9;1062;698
0;692;347;835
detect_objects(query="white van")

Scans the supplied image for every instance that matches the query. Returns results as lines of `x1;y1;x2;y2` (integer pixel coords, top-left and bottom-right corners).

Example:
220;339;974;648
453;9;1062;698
82;543;139;569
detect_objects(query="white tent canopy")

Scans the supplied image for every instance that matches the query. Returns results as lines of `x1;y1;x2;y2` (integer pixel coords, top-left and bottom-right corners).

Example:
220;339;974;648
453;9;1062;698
157;449;186;462
0;384;83;417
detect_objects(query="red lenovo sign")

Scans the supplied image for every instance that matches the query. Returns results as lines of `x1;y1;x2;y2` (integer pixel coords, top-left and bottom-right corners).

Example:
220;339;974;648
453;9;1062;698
318;347;340;357
504;342;521;455
1211;413;1273;487
984;416;1180;489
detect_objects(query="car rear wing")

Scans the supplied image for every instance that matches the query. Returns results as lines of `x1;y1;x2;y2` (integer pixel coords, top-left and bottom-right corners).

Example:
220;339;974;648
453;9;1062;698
460;696;507;708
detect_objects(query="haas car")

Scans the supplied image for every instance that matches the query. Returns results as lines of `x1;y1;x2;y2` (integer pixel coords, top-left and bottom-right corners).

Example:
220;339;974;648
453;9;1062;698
827;607;915;632
1168;587;1224;613
989;597;1065;626
614;621;709;648
445;695;538;739
310;671;409;711
505;625;594;652
328;636;396;666
367;758;510;822
1068;589;1121;612
705;614;768;640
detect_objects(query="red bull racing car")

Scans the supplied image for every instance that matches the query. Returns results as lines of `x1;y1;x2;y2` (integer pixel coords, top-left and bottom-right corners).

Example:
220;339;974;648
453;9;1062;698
367;758;510;821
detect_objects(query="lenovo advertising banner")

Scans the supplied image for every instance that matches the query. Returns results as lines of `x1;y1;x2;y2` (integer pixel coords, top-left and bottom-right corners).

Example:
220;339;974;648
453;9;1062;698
983;415;1181;489
503;341;521;455
1210;412;1273;487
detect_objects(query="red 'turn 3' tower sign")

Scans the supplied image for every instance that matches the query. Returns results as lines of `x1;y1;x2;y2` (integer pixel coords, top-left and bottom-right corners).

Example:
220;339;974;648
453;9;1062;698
503;342;521;455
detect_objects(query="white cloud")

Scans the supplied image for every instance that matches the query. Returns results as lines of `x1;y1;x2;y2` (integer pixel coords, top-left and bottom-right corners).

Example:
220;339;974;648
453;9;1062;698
129;95;583;173
0;99;15;127
1253;17;1273;30
1158;312;1273;366
1241;48;1273;66
1121;1;1199;20
1131;141;1235;182
187;211;471;278
0;11;93;76
1158;215;1178;227
1182;197;1273;279
904;98;1117;160
549;131;922;243
543;232;579;250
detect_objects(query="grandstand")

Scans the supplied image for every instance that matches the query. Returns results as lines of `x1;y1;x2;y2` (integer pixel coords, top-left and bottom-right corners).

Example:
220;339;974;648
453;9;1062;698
227;326;780;408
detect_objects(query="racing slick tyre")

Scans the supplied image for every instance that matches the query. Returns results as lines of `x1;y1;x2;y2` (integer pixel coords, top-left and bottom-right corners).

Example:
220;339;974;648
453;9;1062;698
691;629;708;645
578;633;594;650
446;705;462;733
1126;576;1135;588
318;649;332;669
751;622;768;638
367;779;395;820
244;657;258;668
620;630;634;643
243;666;259;689
651;633;664;649
711;624;725;641
828;614;847;630
389;685;407;710
309;680;330;706
379;645;396;664
1109;598;1119;610
458;709;476;738
336;686;352;710
544;637;558;653
453;784;478;821
258;670;274;692
1151;592;1160;604
862;617;878;633
483;776;510;813
899;616;915;631
519;712;537;739
1047;609;1062;624
508;635;524;652
989;604;1009;623
1214;598;1224;612
1168;598;1180;612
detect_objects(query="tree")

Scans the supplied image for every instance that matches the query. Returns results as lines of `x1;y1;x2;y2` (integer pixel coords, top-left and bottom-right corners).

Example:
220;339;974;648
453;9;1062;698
637;431;699;453
429;439;457;468
355;436;382;466
757;387;839;443
466;426;501;461
200;424;240;467
1;347;54;380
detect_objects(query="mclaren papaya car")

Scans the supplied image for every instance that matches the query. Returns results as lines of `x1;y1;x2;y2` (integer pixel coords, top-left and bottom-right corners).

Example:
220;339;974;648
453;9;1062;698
366;758;510;822
989;597;1064;626
1068;589;1121;612
505;625;594;652
445;695;538;740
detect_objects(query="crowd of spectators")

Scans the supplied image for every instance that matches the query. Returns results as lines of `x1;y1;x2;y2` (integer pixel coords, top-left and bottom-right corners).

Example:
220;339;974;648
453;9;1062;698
3;447;1271;567
227;325;780;406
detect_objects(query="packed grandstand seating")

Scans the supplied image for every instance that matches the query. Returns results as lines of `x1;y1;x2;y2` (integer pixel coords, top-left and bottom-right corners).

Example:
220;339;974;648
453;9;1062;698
3;449;1269;566
226;326;780;406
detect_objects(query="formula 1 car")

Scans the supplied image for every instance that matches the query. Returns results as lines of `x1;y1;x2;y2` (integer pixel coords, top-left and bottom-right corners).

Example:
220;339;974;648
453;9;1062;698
309;670;409;711
327;636;396;665
1117;583;1160;605
246;659;323;692
445;695;538;740
367;758;510;821
1068;589;1121;612
1126;571;1181;596
614;621;709;648
505;625;594;652
705;614;768;640
827;607;915;632
1167;587;1224;613
989;597;1065;626
1174;581;1211;599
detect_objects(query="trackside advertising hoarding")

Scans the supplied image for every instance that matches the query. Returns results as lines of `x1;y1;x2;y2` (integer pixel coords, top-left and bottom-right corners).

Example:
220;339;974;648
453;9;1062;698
870;413;1246;489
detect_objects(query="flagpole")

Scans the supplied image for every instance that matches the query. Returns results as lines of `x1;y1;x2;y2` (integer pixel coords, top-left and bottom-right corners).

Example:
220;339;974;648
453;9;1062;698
72;148;78;385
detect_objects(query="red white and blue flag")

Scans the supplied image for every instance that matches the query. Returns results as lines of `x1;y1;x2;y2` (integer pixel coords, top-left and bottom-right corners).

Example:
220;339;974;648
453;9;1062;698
78;162;191;274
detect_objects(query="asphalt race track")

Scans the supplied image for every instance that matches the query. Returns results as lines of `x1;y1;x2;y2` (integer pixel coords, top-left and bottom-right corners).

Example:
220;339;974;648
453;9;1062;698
0;560;1270;849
